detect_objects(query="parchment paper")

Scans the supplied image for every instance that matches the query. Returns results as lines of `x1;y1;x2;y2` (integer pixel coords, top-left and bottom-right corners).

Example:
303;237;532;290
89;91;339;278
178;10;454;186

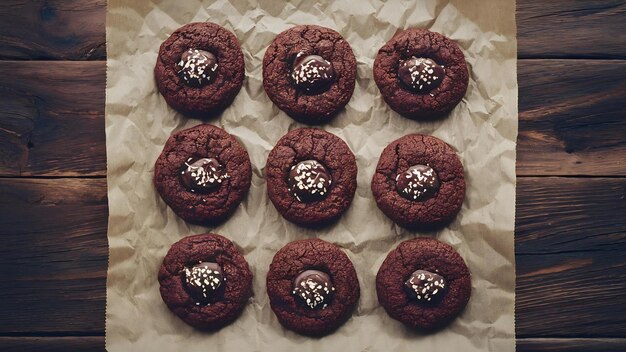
105;0;517;351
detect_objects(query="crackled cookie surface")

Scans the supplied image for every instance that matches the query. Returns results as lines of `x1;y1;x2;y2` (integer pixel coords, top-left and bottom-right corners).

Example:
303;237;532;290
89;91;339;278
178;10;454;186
376;237;471;330
371;134;465;230
266;239;360;336
154;124;251;225
155;22;245;117
266;128;357;227
263;25;356;124
158;234;253;330
373;28;468;120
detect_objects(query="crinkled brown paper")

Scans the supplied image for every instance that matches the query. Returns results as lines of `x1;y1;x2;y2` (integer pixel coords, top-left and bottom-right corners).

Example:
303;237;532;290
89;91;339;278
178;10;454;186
105;0;517;350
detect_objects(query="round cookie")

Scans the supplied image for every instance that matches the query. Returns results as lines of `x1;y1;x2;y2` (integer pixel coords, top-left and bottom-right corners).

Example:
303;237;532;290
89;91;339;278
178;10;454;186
372;134;464;230
266;128;357;227
376;237;471;331
155;22;245;118
373;28;469;120
266;239;360;336
154;124;252;225
158;233;253;330
263;25;357;124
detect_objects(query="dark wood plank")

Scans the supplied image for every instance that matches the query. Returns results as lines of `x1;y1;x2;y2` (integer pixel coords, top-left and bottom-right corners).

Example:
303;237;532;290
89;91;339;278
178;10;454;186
517;251;626;337
0;61;105;176
2;337;626;352
0;0;105;60
0;337;104;352
0;179;107;334
1;60;625;177
518;0;626;59
517;338;626;352
1;177;625;336
0;1;625;60
516;178;626;337
516;177;626;254
517;60;626;176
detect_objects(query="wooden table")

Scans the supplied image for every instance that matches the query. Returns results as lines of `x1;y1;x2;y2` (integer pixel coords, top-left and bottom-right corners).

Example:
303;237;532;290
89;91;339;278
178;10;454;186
0;1;624;351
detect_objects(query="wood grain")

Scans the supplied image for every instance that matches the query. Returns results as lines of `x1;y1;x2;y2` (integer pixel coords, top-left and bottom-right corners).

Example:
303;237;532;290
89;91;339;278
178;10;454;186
3;337;626;352
1;1;625;60
0;337;104;352
516;178;626;254
518;0;626;59
1;60;625;177
517;338;626;352
516;178;626;337
0;61;105;176
0;179;107;334
517;60;626;176
0;0;105;60
1;177;625;336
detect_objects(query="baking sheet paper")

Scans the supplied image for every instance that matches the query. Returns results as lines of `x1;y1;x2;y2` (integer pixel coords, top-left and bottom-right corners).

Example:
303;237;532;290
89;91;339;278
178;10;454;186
105;0;517;350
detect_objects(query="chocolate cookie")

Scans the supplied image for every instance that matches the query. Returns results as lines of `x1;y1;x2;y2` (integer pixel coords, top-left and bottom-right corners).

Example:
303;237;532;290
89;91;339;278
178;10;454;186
371;134;465;230
376;237;471;331
266;128;357;227
158;233;253;330
266;239;360;336
263;25;357;124
154;124;252;225
155;22;245;118
373;28;469;120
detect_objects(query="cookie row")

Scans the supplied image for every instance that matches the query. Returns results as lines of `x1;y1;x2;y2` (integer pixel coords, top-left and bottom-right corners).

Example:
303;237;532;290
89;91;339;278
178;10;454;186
155;22;468;124
154;124;465;230
159;233;471;335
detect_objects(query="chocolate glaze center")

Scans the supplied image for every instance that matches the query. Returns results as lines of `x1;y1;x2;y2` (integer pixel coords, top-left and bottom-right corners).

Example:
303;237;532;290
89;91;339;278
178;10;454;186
292;269;335;309
291;54;336;94
398;57;445;93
